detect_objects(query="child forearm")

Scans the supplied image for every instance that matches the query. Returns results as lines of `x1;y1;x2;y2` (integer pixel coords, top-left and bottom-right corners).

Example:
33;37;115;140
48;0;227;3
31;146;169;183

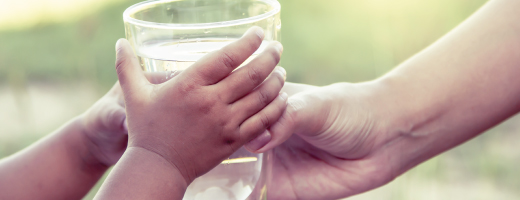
0;117;109;200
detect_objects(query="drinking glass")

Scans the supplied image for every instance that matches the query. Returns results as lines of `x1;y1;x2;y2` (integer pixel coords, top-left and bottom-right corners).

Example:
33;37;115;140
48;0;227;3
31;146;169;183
123;0;281;199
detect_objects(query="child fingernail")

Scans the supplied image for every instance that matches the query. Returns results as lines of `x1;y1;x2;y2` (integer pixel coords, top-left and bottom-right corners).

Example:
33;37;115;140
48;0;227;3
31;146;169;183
274;42;283;54
246;130;272;151
276;66;286;81
253;27;264;39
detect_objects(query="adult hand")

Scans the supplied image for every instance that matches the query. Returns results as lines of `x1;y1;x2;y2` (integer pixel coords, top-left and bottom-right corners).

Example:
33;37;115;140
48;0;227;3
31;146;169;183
244;0;520;199
247;82;397;200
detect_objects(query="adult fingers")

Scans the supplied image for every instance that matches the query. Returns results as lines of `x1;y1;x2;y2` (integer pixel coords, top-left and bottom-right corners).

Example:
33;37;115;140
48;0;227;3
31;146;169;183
115;39;149;96
175;26;265;86
239;93;288;148
246;95;312;153
218;42;283;103
245;84;324;152
282;82;320;96
231;66;286;122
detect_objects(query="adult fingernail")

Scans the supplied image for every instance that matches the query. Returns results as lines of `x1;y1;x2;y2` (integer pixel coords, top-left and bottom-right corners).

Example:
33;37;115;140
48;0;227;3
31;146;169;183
280;92;288;101
246;130;272;152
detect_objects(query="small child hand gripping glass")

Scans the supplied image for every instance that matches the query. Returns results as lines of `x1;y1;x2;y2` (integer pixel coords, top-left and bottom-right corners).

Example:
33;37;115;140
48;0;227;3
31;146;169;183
94;27;286;200
121;0;282;199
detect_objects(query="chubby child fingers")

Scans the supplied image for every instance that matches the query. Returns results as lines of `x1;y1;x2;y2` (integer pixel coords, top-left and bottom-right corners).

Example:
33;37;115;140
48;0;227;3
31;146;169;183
115;39;149;95
238;92;288;145
218;42;283;103
176;27;265;86
231;66;286;121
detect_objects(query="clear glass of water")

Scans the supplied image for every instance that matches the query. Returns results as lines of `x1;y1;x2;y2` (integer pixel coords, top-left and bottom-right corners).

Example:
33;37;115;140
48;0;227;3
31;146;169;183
123;0;281;199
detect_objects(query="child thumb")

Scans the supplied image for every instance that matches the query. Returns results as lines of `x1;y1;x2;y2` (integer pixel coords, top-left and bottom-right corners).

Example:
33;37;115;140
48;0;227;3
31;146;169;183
115;39;148;93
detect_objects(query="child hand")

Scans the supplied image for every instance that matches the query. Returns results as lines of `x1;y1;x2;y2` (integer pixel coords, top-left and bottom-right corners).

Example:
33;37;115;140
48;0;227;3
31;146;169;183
80;82;128;166
115;27;286;183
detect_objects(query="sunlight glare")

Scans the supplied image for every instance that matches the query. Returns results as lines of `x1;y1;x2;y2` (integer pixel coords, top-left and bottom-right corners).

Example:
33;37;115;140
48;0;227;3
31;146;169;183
0;0;124;31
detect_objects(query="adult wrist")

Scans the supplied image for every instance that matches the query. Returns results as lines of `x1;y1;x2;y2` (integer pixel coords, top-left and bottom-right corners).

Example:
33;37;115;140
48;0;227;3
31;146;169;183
368;75;451;177
371;73;450;140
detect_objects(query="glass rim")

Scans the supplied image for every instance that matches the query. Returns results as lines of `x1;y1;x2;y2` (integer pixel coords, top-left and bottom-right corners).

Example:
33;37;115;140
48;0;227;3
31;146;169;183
123;0;281;30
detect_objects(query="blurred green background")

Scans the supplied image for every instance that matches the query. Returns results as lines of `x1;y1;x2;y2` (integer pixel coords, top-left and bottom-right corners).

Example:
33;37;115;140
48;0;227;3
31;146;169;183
2;0;519;199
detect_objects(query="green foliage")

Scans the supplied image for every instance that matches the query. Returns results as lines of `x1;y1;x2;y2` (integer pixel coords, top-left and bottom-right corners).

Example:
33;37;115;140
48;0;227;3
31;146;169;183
0;0;143;89
279;0;487;84
0;0;488;87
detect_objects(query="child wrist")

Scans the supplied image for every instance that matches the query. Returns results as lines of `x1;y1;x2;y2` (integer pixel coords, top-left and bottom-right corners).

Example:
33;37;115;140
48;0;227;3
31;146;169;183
126;145;194;184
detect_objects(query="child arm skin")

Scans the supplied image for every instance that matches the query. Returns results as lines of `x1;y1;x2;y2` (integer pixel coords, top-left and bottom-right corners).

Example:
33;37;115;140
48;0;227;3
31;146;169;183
0;82;128;200
94;27;287;199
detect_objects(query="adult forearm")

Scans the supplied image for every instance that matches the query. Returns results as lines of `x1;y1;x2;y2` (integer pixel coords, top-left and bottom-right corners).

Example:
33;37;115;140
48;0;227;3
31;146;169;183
0;117;108;199
94;147;188;200
374;0;520;176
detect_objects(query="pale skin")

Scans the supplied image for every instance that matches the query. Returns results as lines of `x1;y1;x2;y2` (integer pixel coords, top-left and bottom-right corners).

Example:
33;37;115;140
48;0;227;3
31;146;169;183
94;27;287;199
241;0;520;199
0;82;128;200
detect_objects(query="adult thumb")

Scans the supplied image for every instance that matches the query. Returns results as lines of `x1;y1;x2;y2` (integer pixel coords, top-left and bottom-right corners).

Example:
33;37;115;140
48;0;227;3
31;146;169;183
115;39;148;94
